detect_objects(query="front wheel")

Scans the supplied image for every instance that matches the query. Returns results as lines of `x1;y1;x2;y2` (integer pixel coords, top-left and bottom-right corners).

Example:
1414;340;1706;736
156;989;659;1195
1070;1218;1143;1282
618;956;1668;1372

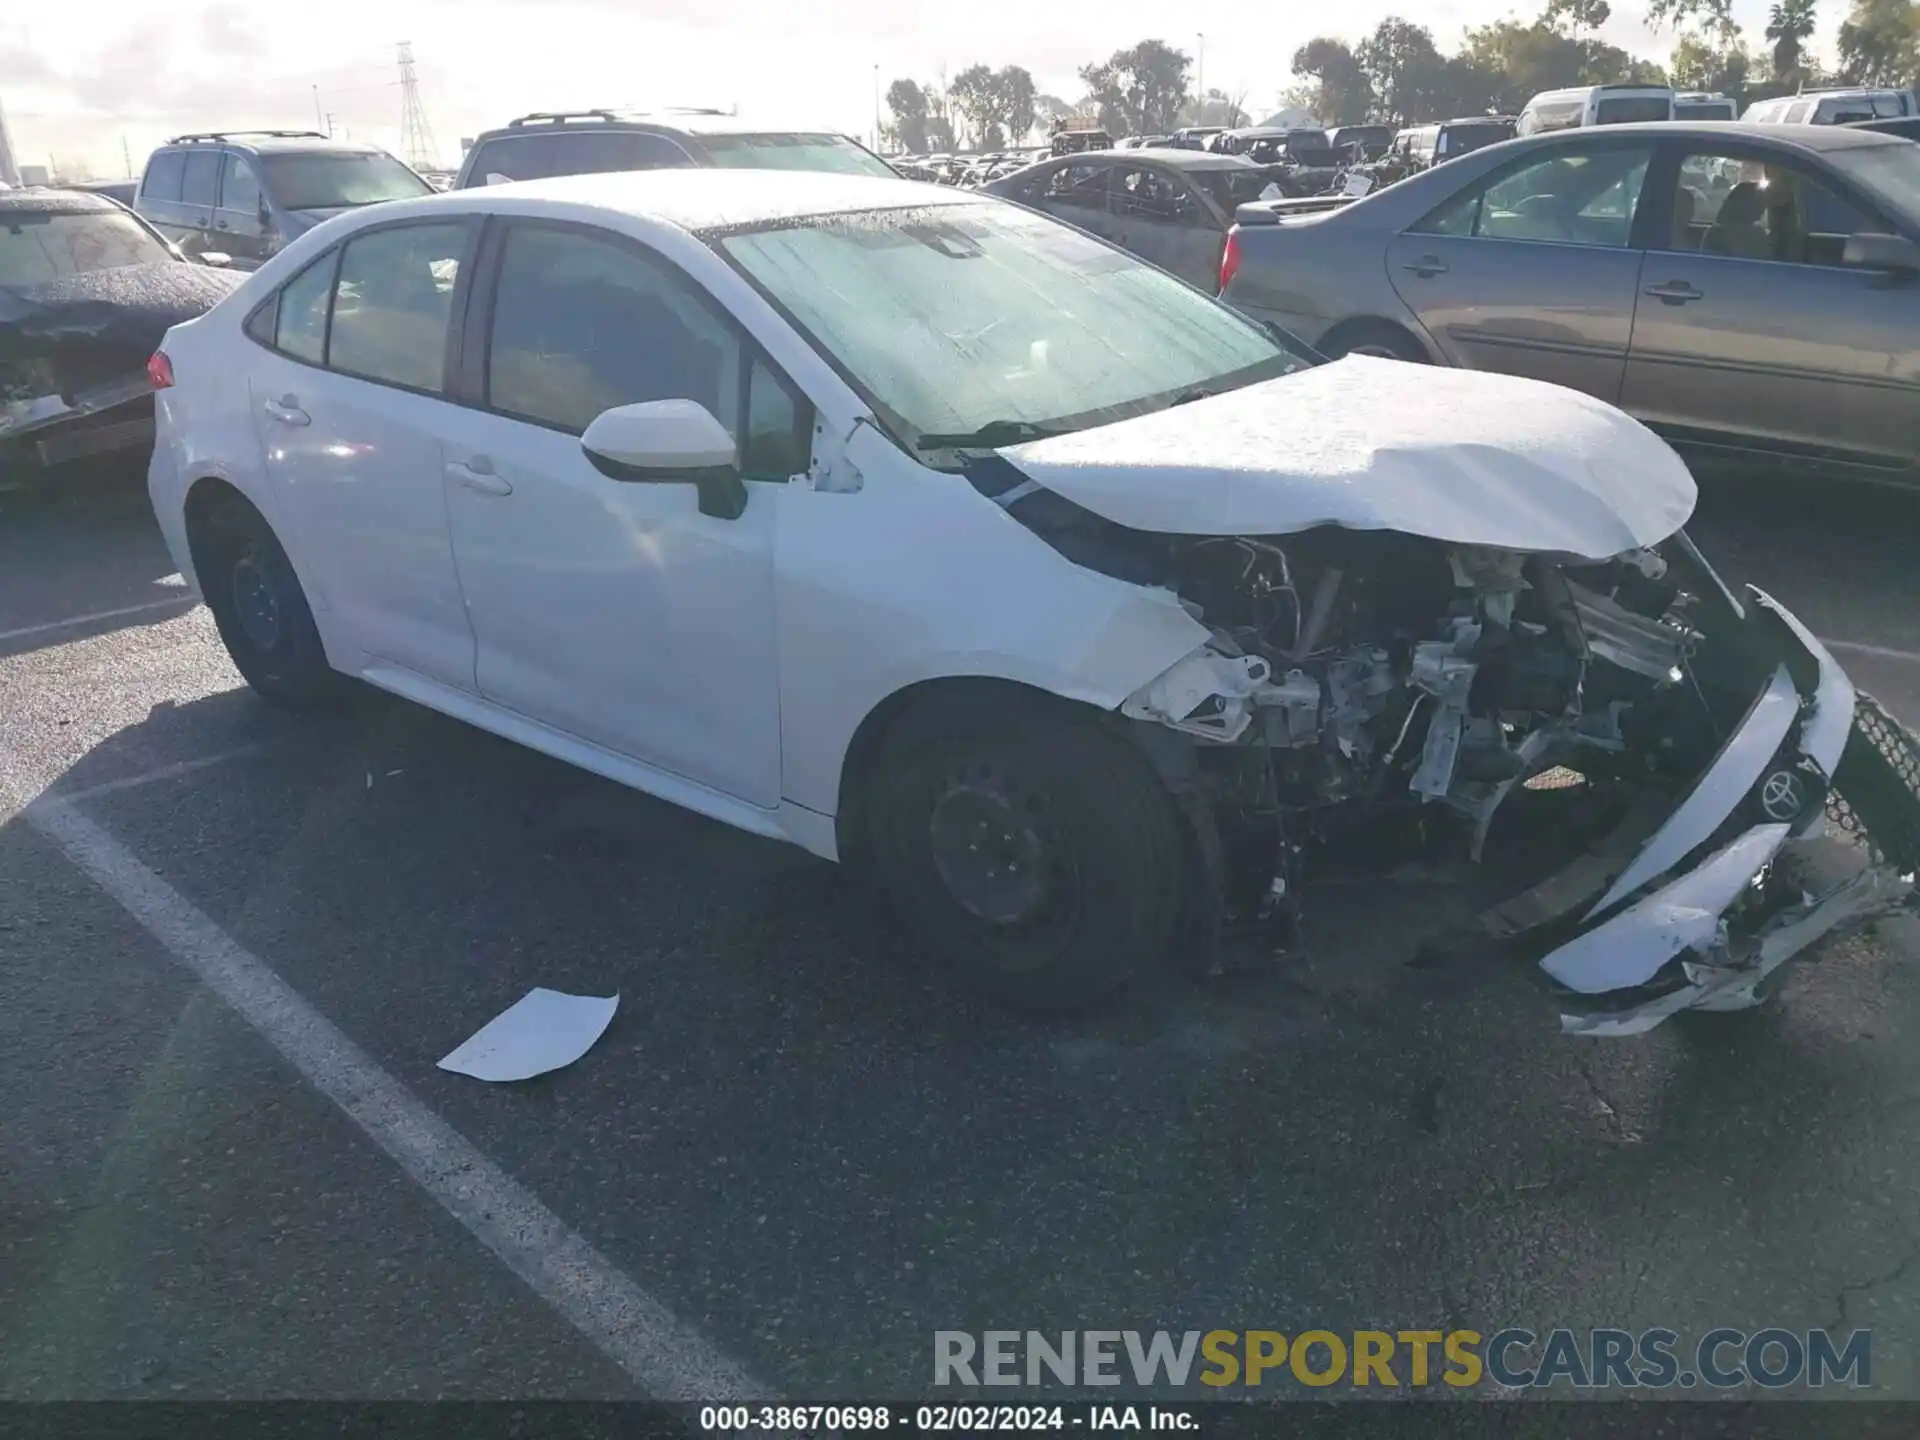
864;705;1188;1014
193;494;344;709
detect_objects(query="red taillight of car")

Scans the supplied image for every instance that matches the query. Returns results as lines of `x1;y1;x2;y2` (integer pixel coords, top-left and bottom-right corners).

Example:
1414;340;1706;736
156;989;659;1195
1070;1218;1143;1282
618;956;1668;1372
147;351;175;390
1218;228;1242;294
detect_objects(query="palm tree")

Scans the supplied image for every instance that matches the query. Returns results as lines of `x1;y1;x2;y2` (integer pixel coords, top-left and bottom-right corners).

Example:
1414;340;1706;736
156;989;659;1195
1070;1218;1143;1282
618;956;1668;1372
1766;0;1819;83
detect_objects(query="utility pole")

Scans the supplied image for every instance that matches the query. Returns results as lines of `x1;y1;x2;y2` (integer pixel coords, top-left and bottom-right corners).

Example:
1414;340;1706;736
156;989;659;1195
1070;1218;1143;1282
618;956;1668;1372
122;135;133;178
1196;33;1206;125
397;41;440;171
873;63;882;153
313;84;325;132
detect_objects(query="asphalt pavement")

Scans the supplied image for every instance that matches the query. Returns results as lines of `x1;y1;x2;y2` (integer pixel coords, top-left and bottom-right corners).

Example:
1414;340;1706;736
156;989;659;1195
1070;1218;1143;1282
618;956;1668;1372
4;466;1920;1402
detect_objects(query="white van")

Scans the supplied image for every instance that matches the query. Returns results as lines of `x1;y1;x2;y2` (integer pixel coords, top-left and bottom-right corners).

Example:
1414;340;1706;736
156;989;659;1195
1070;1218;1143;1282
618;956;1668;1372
1742;87;1919;124
1516;84;1675;136
1673;91;1737;121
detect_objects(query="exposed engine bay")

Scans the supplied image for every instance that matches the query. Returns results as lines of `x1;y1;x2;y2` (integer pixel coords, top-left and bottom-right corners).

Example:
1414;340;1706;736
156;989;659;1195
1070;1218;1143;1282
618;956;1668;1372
986;471;1920;1034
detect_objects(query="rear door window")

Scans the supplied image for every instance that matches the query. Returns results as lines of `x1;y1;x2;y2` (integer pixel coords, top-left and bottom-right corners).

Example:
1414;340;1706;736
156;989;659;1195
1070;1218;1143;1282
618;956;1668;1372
326;222;468;392
142;151;186;202
180;151;223;207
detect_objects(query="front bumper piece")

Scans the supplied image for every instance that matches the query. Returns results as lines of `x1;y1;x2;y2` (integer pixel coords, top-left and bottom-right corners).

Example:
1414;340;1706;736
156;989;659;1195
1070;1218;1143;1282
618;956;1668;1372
1545;590;1919;1037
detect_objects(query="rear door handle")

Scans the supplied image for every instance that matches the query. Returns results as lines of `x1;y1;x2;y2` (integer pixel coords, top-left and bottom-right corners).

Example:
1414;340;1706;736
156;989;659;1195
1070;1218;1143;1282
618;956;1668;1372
1645;280;1703;304
446;456;512;496
1401;255;1448;277
262;396;310;426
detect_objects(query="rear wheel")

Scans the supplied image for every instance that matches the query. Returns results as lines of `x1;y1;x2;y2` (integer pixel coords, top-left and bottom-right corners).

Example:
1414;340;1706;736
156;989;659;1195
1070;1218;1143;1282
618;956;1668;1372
192;493;344;709
864;703;1187;1014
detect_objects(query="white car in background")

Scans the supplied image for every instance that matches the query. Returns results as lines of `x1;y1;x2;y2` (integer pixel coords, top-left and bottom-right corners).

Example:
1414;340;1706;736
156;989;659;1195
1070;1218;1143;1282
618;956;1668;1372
145;170;1917;1034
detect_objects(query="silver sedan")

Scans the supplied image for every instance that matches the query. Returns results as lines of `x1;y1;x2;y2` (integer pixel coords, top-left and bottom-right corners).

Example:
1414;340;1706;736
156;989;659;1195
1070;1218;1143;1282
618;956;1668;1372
1221;121;1920;486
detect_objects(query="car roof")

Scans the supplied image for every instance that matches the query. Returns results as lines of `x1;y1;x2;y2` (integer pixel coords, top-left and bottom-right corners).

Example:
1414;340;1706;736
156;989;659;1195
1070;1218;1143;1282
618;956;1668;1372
474;111;858;142
0;187;121;214
1541;119;1905;151
393;167;975;233
1090;148;1262;170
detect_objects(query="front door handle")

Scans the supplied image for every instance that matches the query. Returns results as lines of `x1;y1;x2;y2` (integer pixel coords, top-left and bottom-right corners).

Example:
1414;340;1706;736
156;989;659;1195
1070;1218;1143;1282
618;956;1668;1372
1645;280;1704;304
446;457;512;496
1402;255;1448;277
262;396;310;426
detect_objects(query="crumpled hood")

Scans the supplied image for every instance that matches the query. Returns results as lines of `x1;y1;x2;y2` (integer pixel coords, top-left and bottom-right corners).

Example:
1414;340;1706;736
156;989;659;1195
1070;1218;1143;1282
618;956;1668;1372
999;356;1698;561
0;261;243;361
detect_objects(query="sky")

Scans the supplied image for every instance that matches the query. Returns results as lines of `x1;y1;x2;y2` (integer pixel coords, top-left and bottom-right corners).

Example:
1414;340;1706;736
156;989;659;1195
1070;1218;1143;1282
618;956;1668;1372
0;0;1854;178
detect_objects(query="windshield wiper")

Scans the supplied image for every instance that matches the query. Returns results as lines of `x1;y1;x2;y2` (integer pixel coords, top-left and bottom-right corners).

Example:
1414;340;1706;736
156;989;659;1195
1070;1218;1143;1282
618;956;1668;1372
1169;386;1216;407
915;419;1073;450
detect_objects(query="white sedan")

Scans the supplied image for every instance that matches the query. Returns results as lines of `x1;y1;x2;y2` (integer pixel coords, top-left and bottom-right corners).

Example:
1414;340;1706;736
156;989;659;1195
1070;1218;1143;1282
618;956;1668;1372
147;169;1915;1033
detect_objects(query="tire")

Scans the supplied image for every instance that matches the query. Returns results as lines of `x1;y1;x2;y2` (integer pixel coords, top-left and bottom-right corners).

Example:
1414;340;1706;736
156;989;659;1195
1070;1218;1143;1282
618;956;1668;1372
864;702;1188;1014
1321;323;1428;364
193;493;344;709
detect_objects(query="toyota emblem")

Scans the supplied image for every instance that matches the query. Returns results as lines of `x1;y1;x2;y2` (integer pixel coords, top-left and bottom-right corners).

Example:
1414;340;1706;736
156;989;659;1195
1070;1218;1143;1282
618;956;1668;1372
1759;769;1806;822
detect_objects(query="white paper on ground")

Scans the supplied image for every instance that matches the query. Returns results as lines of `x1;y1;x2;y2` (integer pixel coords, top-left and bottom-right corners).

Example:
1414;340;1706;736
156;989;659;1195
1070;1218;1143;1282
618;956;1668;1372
437;988;620;1082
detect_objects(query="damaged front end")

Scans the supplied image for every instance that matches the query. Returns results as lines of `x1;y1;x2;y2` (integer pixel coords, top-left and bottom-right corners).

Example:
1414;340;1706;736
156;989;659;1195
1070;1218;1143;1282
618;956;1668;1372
988;470;1920;1034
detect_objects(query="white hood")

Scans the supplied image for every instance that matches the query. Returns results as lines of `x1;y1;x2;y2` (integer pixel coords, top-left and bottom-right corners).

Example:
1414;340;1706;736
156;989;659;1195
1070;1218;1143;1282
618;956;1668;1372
999;356;1697;561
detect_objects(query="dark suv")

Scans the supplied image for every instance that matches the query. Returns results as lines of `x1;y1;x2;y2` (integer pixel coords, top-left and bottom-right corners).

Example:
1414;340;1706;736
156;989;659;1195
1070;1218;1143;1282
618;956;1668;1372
135;131;433;269
453;109;897;188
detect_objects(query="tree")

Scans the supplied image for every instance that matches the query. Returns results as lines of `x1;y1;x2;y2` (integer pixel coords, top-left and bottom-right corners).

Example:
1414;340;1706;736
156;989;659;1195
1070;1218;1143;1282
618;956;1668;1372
1765;0;1819;82
1078;39;1192;136
1543;0;1612;36
948;64;998;148
1291;36;1374;125
1645;0;1740;42
1837;0;1920;84
1356;18;1454;125
885;79;930;153
1670;32;1753;93
999;66;1038;144
1461;19;1665;111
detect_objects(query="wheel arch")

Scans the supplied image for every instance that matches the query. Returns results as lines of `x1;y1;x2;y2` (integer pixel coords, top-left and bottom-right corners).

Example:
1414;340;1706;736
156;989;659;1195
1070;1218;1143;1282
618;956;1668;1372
1316;314;1434;363
833;675;1121;872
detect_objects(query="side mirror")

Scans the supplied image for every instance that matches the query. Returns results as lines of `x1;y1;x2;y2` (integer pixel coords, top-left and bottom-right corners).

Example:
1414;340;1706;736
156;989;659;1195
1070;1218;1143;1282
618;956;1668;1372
1842;232;1920;276
199;251;234;268
580;400;747;520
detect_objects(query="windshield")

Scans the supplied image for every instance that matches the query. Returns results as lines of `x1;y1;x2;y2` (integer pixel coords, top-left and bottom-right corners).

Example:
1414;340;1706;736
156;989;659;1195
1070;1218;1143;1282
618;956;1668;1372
700;133;897;178
715;200;1304;462
1595;96;1673;124
0;208;171;284
1674;100;1735;121
1833;144;1920;220
259;152;433;211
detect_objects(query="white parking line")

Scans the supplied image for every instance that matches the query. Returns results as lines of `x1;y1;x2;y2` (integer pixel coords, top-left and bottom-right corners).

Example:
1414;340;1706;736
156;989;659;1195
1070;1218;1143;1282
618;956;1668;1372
1822;638;1920;668
5;776;772;1401
0;597;195;646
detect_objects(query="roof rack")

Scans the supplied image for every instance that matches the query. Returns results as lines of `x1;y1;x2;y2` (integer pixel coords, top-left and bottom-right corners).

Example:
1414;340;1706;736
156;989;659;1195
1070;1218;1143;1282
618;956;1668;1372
506;109;632;127
167;129;329;144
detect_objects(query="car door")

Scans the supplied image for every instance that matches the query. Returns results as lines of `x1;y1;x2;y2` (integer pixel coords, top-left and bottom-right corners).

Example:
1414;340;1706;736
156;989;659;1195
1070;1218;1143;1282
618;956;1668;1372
1619;140;1920;474
213;151;271;268
1384;139;1656;403
174;148;224;257
1107;163;1224;288
439;220;792;807
243;219;480;686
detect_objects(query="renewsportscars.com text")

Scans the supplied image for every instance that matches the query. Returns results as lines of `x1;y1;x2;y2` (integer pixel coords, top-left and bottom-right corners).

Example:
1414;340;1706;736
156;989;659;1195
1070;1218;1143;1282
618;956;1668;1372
932;1328;1872;1391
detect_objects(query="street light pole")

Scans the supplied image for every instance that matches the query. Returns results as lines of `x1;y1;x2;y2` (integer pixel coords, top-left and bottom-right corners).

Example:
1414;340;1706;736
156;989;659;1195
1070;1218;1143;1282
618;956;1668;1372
873;64;882;153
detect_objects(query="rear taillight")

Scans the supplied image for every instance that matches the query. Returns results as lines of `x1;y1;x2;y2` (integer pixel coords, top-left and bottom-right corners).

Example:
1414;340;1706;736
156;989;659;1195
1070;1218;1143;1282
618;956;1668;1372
147;351;174;390
1218;227;1242;294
